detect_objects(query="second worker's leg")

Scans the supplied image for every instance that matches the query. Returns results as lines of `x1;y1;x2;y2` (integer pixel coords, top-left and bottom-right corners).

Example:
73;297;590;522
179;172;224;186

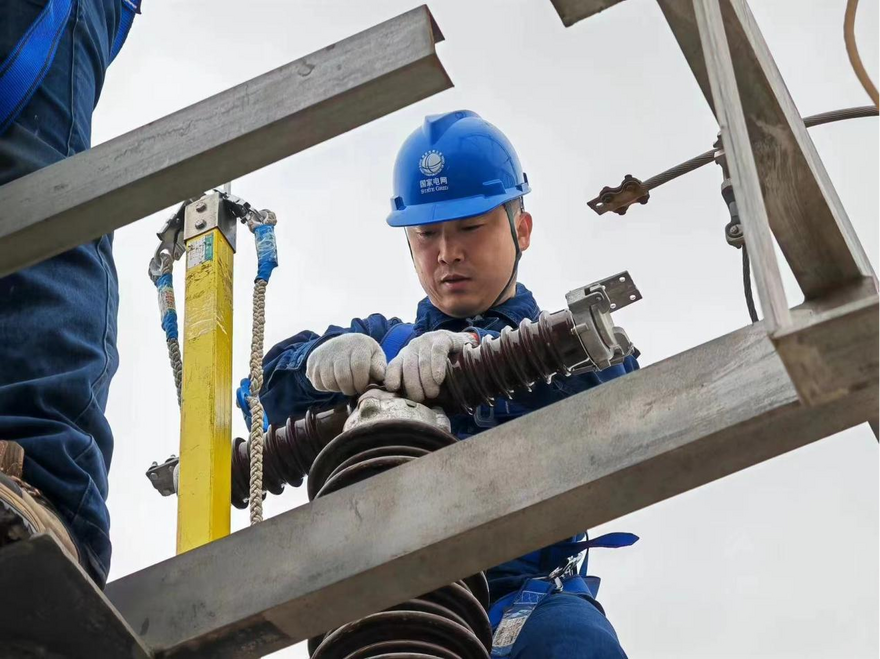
0;0;131;587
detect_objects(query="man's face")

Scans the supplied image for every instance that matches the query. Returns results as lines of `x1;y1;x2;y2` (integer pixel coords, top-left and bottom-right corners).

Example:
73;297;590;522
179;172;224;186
406;205;532;318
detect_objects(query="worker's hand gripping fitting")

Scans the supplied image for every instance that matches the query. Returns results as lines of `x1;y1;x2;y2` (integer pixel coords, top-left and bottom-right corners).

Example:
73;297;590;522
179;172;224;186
306;334;387;396
385;330;478;402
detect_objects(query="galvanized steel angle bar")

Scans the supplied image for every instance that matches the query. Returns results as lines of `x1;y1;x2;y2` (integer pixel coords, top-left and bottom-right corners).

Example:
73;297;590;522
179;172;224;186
688;0;790;333
653;0;876;300
0;6;451;278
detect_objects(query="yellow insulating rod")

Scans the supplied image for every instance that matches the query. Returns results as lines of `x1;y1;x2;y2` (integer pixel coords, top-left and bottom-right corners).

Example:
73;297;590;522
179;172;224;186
176;193;235;554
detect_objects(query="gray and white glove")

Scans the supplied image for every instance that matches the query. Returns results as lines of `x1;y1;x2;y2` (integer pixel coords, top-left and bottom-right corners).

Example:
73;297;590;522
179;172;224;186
306;333;387;396
385;330;478;402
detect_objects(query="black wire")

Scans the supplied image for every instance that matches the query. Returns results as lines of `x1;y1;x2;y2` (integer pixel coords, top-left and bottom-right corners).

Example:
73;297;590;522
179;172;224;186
642;105;878;191
742;245;759;324
803;105;878;128
643;150;715;190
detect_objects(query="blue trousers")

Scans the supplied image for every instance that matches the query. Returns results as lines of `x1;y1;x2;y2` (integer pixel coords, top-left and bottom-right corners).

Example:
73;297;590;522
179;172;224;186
0;0;129;586
509;593;627;659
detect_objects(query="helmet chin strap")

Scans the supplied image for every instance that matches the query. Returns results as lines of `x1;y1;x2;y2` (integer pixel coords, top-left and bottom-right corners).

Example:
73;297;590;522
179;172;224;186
487;201;522;309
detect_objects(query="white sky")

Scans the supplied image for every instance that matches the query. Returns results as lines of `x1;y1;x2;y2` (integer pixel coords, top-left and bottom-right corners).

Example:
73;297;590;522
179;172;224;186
92;1;878;657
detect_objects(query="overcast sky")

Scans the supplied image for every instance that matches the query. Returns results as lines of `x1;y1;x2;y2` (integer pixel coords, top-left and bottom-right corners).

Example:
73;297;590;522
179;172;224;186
91;1;878;657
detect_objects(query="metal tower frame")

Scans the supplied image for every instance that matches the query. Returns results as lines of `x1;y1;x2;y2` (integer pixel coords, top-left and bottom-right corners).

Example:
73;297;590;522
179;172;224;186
0;2;876;657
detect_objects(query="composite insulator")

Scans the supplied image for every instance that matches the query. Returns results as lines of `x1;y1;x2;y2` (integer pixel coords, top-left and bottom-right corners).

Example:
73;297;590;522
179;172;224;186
444;309;586;414
231;404;349;509
306;410;492;659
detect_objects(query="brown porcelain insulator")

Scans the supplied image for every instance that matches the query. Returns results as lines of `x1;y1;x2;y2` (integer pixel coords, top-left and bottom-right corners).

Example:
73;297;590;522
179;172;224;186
444;309;587;413
231;404;349;509
306;419;492;658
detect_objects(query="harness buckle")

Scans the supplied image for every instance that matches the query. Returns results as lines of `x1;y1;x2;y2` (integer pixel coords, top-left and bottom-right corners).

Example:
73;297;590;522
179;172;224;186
148;201;190;283
547;554;581;584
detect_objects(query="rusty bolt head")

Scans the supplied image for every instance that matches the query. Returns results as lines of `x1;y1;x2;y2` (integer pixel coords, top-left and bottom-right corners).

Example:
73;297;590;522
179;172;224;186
195;219;207;230
195;201;208;213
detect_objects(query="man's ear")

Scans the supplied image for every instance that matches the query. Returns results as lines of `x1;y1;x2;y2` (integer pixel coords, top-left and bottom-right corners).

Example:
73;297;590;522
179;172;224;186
516;211;533;252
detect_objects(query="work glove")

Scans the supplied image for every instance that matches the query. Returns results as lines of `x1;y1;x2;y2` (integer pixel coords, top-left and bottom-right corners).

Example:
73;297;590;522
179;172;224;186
385;330;478;402
306;333;387;396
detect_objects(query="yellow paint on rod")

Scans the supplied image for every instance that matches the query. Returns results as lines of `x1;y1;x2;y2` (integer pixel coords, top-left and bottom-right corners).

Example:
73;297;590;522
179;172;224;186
177;227;234;554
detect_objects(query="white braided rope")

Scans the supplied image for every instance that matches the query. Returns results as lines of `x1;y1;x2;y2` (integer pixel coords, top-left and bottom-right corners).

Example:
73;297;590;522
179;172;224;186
167;338;183;406
247;279;268;524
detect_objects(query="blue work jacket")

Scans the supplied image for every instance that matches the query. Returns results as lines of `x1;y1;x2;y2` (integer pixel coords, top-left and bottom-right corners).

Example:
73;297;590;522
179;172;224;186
260;283;639;603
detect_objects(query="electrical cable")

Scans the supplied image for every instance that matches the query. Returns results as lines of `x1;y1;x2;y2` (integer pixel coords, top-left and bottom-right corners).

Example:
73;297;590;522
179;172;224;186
642;105;878;192
741;245;759;324
845;0;879;108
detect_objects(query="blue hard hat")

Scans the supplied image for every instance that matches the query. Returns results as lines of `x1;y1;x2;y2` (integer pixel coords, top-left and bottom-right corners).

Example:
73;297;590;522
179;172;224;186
386;110;531;227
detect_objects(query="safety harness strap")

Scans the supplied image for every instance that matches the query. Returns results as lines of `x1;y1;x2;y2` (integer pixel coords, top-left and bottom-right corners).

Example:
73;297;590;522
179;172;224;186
488;572;606;656
551;531;640;556
111;0;141;62
0;0;74;135
0;0;140;135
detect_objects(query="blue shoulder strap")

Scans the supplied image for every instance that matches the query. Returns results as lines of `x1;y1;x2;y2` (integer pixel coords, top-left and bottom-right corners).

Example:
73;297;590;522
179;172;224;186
0;0;74;134
0;0;140;135
559;532;640;555
111;1;141;62
380;323;416;361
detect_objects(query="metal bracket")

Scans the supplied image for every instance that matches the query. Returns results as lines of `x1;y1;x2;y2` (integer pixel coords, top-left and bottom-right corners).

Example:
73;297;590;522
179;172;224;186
147;201;189;283
183;191;238;250
344;388;451;433
148;190;266;282
0;535;152;658
146;455;178;497
587;174;650;215
565;271;640;371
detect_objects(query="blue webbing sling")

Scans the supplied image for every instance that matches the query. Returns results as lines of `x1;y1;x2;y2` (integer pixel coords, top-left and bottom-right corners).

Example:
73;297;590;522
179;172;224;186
0;0;140;135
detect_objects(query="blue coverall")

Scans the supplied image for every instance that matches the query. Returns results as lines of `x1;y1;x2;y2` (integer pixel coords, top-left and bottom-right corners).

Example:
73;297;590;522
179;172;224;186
261;283;638;658
0;0;135;586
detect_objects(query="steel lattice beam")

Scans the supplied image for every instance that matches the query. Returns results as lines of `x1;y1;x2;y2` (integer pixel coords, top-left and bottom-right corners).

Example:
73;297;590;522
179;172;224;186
553;0;876;300
657;0;875;300
105;291;877;658
0;6;450;278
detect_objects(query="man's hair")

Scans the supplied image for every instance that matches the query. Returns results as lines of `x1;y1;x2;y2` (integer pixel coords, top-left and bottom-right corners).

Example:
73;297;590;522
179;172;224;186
503;196;525;219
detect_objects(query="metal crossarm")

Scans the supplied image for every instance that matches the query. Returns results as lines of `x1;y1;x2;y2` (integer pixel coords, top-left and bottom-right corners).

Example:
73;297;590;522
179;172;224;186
0;535;150;658
0;6;450;278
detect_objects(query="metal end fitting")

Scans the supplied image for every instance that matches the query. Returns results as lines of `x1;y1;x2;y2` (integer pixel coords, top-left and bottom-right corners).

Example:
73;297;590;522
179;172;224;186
146;456;179;497
587;174;650;216
565;271;640;371
344;388;451;433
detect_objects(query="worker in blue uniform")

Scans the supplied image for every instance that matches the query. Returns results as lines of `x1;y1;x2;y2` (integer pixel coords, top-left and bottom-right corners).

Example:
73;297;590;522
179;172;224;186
0;0;140;588
260;110;639;658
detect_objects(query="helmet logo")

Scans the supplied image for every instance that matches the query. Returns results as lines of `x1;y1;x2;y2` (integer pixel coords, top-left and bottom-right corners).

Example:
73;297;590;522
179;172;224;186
419;150;445;176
